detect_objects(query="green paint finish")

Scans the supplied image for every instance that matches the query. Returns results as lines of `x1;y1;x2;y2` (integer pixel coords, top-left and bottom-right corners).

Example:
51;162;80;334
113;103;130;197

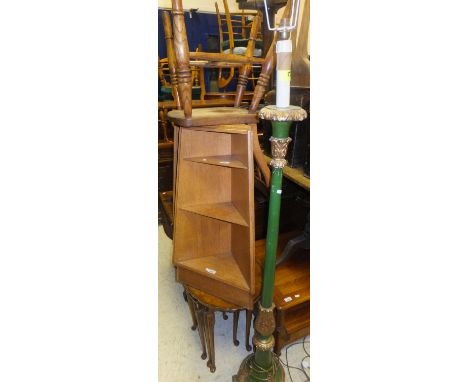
261;168;283;308
232;120;292;382
261;120;292;309
272;121;292;138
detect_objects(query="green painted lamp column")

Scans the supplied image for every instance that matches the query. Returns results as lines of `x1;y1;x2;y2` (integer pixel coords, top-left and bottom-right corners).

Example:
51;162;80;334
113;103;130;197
233;105;306;382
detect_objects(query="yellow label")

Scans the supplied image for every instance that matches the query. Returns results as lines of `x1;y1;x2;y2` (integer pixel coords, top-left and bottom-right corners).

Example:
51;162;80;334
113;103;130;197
278;70;291;82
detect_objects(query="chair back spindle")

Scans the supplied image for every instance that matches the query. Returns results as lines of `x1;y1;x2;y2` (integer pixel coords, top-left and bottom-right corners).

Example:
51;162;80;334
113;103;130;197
171;0;192;118
162;12;181;109
234;15;260;107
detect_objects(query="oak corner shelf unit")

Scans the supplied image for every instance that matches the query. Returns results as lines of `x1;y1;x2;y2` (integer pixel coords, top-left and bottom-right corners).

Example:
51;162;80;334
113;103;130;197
172;124;256;309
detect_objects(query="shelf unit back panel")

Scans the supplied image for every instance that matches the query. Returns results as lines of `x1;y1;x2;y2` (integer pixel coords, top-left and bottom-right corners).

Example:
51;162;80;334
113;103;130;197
177;161;232;206
174;210;232;262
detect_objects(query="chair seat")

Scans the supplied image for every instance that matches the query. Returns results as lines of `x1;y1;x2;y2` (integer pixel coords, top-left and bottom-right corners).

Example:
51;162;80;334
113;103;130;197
167;107;258;127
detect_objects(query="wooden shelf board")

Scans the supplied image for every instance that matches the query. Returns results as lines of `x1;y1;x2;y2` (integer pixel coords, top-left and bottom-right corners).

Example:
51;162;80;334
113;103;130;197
178;253;250;291
185;155;247;169
180;202;249;227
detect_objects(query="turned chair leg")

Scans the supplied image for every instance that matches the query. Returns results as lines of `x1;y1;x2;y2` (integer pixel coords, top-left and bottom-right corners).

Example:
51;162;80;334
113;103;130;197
233;310;240;346
205;309;216;373
245;309;253;351
194;302;208;360
274;309;285;356
185;292;198;331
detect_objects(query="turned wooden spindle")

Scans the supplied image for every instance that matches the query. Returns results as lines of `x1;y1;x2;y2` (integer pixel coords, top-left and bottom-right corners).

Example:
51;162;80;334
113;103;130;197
162;12;181;109
216;0;235;88
158;56;169;87
234;15;260;107
224;0;235;52
171;0;192;118
248;33;277;113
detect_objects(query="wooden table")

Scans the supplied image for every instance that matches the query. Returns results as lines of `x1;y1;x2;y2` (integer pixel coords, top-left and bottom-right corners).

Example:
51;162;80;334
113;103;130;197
255;232;310;355
183;286;254;373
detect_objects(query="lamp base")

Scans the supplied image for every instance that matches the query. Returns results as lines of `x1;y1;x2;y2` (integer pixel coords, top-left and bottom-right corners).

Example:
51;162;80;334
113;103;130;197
232;353;285;382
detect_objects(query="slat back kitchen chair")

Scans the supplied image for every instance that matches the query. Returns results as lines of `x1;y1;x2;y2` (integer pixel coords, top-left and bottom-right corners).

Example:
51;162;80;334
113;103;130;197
215;0;262;89
163;4;277;187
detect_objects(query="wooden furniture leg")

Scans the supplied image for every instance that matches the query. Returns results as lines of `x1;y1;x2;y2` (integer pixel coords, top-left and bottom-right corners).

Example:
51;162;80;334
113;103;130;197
205;309;216;373
274;309;286;356
186;292;198;331
233;310;240;346
159;109;170;142
245;309;253;351
194;301;208;360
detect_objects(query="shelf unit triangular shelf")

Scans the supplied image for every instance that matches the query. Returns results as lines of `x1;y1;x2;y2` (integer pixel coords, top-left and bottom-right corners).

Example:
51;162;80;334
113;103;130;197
184;155;247;169
179;202;248;226
177;253;249;291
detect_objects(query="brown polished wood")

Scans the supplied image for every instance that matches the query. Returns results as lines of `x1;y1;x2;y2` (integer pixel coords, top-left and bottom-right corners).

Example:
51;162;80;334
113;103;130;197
184;285;256;373
159;98;237;110
171;0;192;117
162;12;180;108
234;15;260;106
217;0;235;88
167;107;258;128
215;0;262;89
189;51;264;65
173;125;256;308
163;3;279;185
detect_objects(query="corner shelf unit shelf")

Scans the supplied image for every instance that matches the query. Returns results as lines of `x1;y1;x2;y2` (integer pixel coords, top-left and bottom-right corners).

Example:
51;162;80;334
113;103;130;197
179;202;249;227
184;155;248;169
172;124;256;308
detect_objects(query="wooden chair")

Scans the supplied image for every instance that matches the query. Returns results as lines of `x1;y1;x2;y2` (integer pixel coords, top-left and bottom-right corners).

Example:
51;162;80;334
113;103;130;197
215;0;262;89
163;2;277;186
158;15;242;153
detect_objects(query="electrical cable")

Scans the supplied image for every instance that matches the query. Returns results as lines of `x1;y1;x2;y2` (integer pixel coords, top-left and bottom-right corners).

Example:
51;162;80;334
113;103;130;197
278;339;310;381
300;355;310;380
302;335;309;357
